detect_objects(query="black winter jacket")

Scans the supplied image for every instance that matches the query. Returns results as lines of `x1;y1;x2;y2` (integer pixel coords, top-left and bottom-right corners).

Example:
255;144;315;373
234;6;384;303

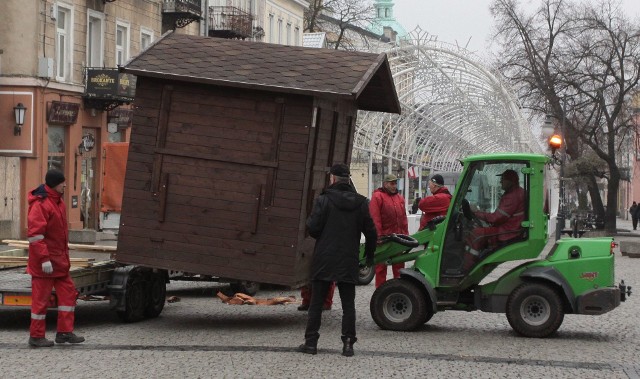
306;182;377;284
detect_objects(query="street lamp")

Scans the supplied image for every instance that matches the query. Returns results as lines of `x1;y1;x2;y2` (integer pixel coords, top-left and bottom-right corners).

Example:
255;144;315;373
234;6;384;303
13;102;27;136
548;101;567;240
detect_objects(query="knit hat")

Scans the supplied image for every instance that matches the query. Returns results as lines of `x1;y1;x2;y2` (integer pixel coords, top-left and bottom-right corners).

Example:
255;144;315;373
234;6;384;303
45;169;65;188
329;163;350;178
430;174;444;186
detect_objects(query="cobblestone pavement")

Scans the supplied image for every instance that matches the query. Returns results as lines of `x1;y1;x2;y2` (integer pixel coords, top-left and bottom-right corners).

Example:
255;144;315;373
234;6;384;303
0;219;638;378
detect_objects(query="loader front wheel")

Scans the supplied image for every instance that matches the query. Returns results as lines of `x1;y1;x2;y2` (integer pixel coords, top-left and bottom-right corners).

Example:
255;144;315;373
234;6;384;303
370;279;427;331
506;282;564;338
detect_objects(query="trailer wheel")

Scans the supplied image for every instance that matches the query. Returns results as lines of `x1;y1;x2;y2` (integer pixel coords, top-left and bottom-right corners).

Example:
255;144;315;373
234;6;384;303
117;276;146;323
144;272;166;319
506;282;565;338
370;279;427;331
357;265;375;285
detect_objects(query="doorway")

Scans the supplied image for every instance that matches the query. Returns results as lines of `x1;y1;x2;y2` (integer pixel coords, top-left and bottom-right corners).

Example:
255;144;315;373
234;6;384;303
79;128;99;230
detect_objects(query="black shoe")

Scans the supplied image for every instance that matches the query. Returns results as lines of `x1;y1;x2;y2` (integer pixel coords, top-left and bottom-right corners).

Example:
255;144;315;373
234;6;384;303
55;332;85;344
297;304;309;311
28;337;54;348
297;344;317;355
342;338;354;357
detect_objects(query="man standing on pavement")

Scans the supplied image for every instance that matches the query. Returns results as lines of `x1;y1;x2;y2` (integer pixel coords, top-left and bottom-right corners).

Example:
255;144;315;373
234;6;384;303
630;201;638;231
418;174;452;231
299;163;377;357
27;169;85;347
369;174;409;288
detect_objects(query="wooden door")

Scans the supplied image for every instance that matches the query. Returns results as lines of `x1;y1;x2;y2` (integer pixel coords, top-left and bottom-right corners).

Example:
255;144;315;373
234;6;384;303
0;157;20;239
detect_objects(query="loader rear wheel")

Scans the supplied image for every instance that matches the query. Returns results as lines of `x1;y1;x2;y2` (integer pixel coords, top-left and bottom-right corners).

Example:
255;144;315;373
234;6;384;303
506;282;564;338
370;279;427;331
357;265;375;285
144;272;166;319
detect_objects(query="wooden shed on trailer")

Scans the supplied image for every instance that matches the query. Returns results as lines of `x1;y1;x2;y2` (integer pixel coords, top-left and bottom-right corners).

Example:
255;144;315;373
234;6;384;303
117;32;400;287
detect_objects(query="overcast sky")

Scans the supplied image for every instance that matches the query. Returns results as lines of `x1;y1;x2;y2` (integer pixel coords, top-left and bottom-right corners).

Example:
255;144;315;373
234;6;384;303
392;0;640;57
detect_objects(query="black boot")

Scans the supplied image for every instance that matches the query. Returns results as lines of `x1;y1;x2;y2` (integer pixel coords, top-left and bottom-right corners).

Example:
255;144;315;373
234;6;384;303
297;343;317;355
342;338;354;357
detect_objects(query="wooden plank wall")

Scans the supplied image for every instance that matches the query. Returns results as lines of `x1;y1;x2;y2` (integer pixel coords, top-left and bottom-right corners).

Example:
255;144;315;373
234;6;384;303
117;78;316;286
292;99;359;284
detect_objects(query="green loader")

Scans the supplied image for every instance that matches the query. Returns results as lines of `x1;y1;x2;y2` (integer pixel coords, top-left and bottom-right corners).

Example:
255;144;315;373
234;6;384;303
360;153;631;338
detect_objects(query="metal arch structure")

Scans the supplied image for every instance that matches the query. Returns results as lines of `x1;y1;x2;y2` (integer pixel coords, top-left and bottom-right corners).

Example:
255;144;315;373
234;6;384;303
354;28;543;173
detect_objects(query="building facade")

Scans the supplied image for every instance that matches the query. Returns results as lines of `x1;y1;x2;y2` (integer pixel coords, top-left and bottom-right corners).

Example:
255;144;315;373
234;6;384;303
0;0;203;240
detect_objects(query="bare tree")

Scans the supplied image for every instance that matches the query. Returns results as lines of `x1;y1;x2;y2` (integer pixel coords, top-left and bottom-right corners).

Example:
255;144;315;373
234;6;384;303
490;0;640;233
304;0;377;50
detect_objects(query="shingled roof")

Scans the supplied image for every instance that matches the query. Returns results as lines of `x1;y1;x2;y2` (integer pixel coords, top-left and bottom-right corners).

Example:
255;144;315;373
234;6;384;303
121;32;400;114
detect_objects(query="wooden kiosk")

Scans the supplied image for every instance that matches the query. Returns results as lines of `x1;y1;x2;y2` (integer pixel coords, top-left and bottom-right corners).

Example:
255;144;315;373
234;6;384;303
117;32;400;287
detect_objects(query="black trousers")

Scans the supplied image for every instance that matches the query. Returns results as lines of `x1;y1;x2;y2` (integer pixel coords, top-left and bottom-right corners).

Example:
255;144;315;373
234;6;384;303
304;280;356;346
633;217;638;230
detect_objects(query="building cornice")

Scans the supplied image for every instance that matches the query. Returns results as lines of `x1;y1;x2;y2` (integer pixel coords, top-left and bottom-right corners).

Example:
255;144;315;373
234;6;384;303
0;77;84;94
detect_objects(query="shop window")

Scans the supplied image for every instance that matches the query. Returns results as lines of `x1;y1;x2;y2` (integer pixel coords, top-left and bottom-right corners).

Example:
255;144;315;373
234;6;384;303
48;126;66;172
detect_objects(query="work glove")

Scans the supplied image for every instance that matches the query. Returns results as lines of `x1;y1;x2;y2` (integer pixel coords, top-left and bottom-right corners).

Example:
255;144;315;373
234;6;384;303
42;261;53;274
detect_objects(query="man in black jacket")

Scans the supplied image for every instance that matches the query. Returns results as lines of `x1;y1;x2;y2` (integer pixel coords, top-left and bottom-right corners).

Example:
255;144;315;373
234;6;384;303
298;163;377;357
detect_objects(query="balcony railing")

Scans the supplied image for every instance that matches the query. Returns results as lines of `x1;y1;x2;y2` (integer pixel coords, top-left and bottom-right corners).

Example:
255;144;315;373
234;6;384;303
208;6;253;39
162;0;202;29
163;0;202;15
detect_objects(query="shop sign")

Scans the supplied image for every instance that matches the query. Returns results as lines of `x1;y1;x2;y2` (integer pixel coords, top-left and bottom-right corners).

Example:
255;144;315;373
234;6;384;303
48;101;80;125
108;108;134;127
85;69;136;102
80;134;96;152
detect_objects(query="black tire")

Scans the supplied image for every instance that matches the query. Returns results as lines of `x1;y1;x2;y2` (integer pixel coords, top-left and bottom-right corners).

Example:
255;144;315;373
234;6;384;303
370;279;428;331
117;277;147;323
229;281;260;296
357;265;375;285
144;272;166;319
506;282;565;338
388;234;420;248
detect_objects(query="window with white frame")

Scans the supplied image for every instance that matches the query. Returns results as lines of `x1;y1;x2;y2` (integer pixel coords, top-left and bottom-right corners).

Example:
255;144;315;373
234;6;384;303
277;19;283;44
268;14;274;43
56;4;73;81
87;10;104;67
115;21;130;66
286;23;291;45
140;27;153;51
294;27;300;46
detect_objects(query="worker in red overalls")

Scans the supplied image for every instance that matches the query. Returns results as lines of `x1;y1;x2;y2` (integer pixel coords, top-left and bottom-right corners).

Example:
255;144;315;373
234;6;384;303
369;174;409;288
27;169;85;347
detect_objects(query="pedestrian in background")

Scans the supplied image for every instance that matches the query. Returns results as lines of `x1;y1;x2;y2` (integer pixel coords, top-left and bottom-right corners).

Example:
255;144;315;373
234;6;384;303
369;174;409;288
418;174;452;230
298;163;377;357
27;169;85;347
631;201;639;231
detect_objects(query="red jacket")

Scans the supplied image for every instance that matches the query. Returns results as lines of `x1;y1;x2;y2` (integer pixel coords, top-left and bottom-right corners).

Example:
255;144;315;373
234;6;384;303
418;187;452;230
476;185;525;242
27;184;70;277
369;188;409;237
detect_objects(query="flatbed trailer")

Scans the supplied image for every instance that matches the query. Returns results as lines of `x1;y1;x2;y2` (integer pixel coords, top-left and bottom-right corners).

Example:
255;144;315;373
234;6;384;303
0;248;169;322
0;248;261;323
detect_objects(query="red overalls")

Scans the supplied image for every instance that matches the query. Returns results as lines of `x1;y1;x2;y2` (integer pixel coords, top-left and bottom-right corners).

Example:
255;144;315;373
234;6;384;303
27;185;77;338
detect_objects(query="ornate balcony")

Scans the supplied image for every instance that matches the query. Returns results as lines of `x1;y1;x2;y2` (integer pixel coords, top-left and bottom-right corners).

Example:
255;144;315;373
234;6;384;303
162;0;202;30
208;6;253;40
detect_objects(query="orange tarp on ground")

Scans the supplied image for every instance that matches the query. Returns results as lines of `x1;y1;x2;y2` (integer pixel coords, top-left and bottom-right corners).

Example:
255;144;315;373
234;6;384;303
101;142;129;212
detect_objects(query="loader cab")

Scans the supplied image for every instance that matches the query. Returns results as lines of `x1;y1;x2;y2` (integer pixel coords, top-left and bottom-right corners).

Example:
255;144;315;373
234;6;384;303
439;160;530;286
